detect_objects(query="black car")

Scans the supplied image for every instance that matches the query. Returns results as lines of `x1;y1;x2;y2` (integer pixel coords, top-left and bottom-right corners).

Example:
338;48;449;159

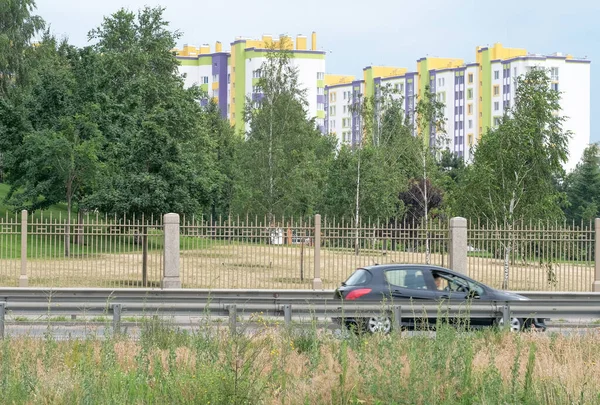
332;264;547;334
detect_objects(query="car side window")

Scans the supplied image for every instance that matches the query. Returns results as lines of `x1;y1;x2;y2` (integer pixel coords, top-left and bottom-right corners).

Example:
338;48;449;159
433;271;485;296
385;269;428;290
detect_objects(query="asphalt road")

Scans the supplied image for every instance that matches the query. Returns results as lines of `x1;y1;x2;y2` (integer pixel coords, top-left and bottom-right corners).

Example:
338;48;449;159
2;316;598;340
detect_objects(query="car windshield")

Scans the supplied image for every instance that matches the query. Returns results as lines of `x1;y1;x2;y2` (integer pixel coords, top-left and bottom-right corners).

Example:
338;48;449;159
343;269;372;286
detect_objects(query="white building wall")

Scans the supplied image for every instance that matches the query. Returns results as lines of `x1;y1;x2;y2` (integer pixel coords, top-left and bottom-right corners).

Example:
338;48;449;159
179;64;212;89
560;60;591;172
507;57;590;172
465;65;479;162
294;57;326;121
325;84;353;147
245;55;324;123
435;70;455;150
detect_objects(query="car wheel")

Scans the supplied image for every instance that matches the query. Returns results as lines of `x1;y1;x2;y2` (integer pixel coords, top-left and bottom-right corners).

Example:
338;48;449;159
365;316;392;334
496;316;522;332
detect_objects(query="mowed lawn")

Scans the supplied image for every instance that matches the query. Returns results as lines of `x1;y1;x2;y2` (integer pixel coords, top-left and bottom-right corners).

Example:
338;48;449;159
0;239;594;291
0;183;594;290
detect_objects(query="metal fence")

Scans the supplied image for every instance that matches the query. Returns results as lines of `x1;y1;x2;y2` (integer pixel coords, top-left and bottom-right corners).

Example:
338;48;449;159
468;219;595;292
1;212;597;291
0;211;163;288
179;216;448;289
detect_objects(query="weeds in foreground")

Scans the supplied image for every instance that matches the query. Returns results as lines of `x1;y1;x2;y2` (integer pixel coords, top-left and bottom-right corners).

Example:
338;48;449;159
1;320;600;404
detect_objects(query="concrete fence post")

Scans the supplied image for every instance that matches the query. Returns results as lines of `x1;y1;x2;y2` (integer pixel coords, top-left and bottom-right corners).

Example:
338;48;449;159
20;210;28;287
449;217;468;275
162;213;182;289
593;218;600;292
313;214;323;290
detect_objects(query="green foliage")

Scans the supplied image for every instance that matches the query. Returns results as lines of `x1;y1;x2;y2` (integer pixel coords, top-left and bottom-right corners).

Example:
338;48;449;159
0;0;45;97
456;67;570;225
564;143;600;222
81;7;214;218
1;36;101;215
234;40;335;220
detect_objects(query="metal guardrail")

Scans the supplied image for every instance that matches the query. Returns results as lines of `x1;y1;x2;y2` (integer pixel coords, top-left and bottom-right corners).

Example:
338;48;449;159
1;288;600;338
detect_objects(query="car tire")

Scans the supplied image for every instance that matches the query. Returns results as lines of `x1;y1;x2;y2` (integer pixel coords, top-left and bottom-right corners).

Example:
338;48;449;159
495;316;523;332
364;316;392;334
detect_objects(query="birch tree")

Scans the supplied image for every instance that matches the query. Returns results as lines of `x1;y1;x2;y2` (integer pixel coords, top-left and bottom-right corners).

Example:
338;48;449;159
235;39;335;222
456;67;570;288
406;86;447;264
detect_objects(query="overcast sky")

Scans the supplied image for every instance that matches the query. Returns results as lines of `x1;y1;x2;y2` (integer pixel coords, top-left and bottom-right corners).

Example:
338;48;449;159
36;0;598;143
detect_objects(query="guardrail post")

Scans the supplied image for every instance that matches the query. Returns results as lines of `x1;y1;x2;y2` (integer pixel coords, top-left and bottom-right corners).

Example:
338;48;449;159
20;210;28;287
162;213;182;289
228;305;237;336
393;305;402;333
593;218;600;292
502;304;510;330
313;214;323;290
283;304;292;325
112;304;122;335
0;302;5;339
449;217;468;275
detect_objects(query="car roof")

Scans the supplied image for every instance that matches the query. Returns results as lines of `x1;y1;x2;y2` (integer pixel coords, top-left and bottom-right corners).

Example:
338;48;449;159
360;264;447;272
358;264;485;285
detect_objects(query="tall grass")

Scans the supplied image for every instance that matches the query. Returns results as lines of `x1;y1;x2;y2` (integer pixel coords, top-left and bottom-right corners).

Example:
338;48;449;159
1;320;600;404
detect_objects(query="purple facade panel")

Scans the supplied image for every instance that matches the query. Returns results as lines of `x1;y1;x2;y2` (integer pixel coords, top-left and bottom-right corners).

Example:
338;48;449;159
404;73;415;132
212;53;229;118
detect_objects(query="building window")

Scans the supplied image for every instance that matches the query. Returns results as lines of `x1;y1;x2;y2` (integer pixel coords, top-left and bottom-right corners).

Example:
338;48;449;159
317;87;324;95
201;76;209;84
317;72;325;80
438;77;445;87
493;85;500;96
494;117;501;126
467;88;473;100
551;67;559;81
227;74;230;84
317;102;324;111
468;134;473;146
494;70;500;80
329;106;336;116
468;73;473;84
212;74;219;82
494;101;500;111
513;67;517;77
467;104;473;115
551;82;559;92
468;119;473;129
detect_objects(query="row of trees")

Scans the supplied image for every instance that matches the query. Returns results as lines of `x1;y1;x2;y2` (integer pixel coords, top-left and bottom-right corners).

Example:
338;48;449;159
1;2;598;230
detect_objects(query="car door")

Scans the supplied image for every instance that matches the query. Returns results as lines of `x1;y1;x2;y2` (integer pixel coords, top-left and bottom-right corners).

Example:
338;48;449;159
428;269;493;328
384;268;439;328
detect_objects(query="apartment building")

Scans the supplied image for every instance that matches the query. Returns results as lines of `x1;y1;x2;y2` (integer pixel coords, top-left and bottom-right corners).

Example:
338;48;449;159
174;32;326;134
176;36;590;171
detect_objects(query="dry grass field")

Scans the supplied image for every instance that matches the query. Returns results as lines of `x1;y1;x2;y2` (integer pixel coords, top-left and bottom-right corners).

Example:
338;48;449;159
2;322;600;404
0;242;594;291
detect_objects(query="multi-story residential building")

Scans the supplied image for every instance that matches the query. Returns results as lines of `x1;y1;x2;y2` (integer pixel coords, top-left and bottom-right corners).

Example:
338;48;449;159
176;36;590;172
174;32;326;134
476;43;590;171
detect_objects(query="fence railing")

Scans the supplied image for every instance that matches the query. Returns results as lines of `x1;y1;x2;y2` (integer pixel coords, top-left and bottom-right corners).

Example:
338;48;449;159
1;212;599;291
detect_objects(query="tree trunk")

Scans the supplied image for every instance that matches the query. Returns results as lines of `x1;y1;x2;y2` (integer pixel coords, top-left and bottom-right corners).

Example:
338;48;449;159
65;198;71;257
142;225;148;287
354;149;361;256
423;151;431;265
